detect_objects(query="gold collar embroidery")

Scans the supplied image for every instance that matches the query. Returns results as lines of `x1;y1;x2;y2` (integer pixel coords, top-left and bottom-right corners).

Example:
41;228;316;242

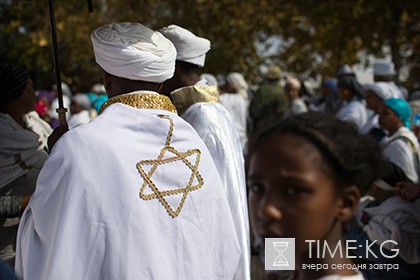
99;92;177;114
171;86;219;115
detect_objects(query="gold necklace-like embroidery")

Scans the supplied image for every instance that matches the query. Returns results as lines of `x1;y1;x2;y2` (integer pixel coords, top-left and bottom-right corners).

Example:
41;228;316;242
99;93;177;114
171;86;219;115
136;115;203;218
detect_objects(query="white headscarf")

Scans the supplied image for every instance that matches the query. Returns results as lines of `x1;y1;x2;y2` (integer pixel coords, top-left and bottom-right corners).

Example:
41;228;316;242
72;94;92;110
364;82;397;100
226;72;249;102
159;25;210;67
91;22;176;83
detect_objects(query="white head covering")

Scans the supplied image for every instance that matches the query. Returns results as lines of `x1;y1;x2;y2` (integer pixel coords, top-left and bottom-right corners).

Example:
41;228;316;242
159;25;210;67
52;82;72;97
373;61;396;76
72;94;92;110
226;72;249;101
200;73;218;86
91;22;176;83
91;83;106;95
364;82;396;100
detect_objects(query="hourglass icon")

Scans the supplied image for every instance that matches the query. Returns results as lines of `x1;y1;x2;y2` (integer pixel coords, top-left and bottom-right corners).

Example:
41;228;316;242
272;241;289;266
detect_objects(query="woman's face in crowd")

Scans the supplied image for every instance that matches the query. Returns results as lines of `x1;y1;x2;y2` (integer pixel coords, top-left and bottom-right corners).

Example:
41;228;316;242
378;105;401;133
248;134;342;257
338;87;352;101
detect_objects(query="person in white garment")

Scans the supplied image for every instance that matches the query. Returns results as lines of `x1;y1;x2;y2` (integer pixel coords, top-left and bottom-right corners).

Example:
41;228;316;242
335;76;367;131
159;24;250;280
379;98;420;183
48;82;72;124
15;22;241;280
67;94;93;129
283;75;308;117
219;72;249;154
373;61;407;100
360;82;397;140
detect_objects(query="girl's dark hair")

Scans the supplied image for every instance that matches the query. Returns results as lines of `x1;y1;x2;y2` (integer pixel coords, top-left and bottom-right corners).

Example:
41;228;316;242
248;111;383;193
337;76;364;100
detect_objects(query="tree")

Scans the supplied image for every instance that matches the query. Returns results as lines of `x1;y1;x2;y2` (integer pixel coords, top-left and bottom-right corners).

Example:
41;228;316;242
1;0;419;91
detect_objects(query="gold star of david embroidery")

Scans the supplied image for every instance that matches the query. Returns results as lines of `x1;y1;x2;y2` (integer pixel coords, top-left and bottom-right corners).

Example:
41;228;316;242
137;115;203;218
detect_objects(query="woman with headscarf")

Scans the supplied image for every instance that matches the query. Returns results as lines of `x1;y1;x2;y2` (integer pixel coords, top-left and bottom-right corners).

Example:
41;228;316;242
0;63;49;266
379;98;420;183
318;78;342;115
335;76;368;131
68;94;94;129
361;82;397;140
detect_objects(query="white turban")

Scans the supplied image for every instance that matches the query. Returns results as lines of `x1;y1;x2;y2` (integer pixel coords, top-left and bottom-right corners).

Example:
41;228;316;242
364;82;396;100
91;22;176;83
159;25;210;67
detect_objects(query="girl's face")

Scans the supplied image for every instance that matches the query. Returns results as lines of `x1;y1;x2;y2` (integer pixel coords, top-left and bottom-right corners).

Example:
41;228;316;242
248;134;343;257
285;84;299;101
378;105;402;133
338;87;352;101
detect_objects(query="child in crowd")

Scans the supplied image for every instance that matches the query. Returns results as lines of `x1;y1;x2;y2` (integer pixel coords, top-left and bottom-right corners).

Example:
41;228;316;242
248;111;382;280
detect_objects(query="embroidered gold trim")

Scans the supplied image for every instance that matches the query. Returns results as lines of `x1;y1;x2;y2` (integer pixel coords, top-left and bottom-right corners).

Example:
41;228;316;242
99;93;177;114
171;86;219;115
137;115;203;218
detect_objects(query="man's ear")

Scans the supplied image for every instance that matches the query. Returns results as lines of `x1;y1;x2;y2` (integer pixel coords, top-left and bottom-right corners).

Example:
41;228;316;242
336;186;360;222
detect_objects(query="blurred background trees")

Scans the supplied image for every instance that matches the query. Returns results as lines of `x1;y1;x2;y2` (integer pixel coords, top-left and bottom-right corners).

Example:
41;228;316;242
0;0;419;91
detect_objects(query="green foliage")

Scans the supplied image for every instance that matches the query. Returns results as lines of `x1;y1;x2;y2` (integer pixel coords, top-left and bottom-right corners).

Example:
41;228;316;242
0;0;419;91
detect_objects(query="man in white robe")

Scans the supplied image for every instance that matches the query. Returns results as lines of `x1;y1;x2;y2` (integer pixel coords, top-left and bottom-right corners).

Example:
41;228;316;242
373;61;407;100
159;24;250;280
15;22;241;280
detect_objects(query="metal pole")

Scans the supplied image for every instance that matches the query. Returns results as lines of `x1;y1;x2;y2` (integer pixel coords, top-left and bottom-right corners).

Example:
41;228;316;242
47;0;67;126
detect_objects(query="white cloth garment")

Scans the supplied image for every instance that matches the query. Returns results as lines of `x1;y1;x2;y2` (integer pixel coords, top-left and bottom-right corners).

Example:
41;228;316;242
15;92;241;280
364;82;397;101
91;22;176;83
335;99;367;131
284;98;308;117
361;82;399;135
219;93;248;153
67;110;91;129
159;25;211;67
22;111;52;149
172;84;250;280
381;126;420;183
0;113;48;189
387;81;407;100
362;196;420;264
